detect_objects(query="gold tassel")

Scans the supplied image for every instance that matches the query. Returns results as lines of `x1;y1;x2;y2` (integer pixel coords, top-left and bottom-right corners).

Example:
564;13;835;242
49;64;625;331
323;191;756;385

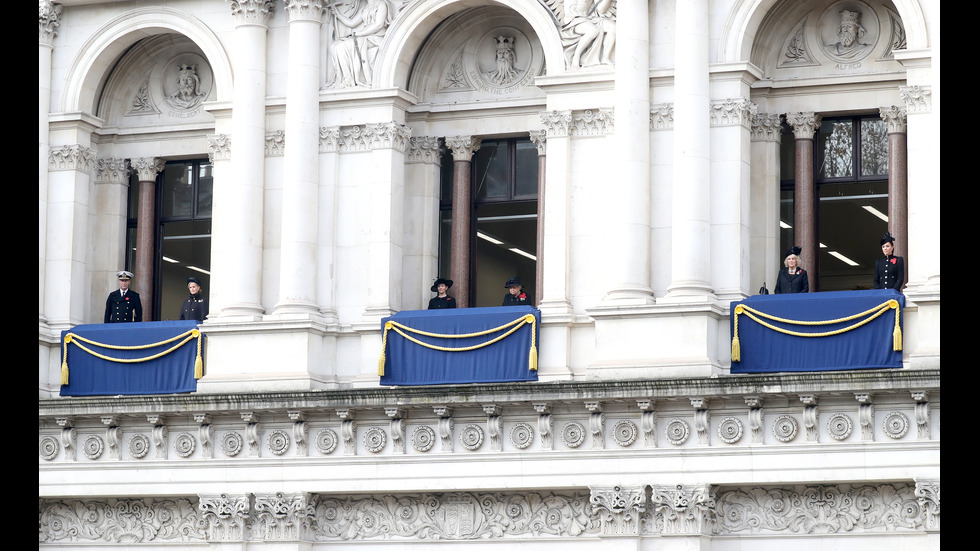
378;353;385;376
61;361;69;385
731;336;740;362
195;355;203;379
529;345;537;371
893;325;902;351
61;334;71;385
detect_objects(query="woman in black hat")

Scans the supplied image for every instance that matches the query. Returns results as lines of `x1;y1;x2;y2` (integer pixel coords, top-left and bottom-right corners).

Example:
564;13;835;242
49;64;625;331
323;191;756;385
179;276;209;322
873;232;905;290
427;278;457;309
502;276;529;306
774;246;809;294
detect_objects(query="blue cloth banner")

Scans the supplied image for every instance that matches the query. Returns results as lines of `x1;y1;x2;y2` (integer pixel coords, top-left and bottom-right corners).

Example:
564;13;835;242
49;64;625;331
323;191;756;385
730;289;904;373
380;306;540;386
61;321;201;396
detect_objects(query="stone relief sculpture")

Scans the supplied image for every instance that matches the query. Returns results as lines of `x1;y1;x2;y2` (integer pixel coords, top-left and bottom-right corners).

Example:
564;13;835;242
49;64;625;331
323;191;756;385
327;0;396;88
166;64;207;109
545;0;617;68
824;9;872;60
485;36;521;85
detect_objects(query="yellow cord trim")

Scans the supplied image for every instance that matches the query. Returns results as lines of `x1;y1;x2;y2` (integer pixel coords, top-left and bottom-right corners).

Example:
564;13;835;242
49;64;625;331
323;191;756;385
731;299;901;362
62;329;205;385
378;314;538;376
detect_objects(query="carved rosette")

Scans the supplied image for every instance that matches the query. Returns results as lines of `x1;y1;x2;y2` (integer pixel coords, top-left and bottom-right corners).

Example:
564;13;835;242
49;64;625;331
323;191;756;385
267;429;290;455
460;424;484;451
510;422;534;449
129;434;150;459
199;493;250;541
412;425;436;452
83;435;105;460
49;145;96;172
612;420;638;447
364;427;387;453
315;428;338;454
265;130;286;157
710;99;757;128
664;419;690;445
253;492;314;540
39;498;205;543
773;415;799;443
221;432;244;457
590;486;647;536
751;113;782;142
39;1;63;45
718;417;743;444
651;484;715;535
786;112;823;140
899;85;931;113
174;432;196;458
40;435;60;460
882;411;910;439
561;422;585;448
649;103;674;130
406;136;443;164
827;413;853;440
208;134;232;162
228;0;276;27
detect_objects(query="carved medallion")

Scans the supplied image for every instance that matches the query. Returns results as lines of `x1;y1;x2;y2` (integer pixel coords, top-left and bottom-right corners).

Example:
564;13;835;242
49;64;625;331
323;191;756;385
129;434;150;459
718;417;744;444
412;425;436;452
221;431;244;457
268;429;290;455
827;413;853;440
316;428;338;454
461;424;484;451
612;420;638;447
510;422;534;449
364;427;387;453
665;419;690;445
882;411;909;439
561;422;586;448
174;432;196;458
39;435;59;460
773;415;799;442
83;435;105;460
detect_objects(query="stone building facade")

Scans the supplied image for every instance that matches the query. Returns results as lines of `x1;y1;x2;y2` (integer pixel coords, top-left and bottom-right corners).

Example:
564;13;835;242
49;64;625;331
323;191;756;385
39;0;939;549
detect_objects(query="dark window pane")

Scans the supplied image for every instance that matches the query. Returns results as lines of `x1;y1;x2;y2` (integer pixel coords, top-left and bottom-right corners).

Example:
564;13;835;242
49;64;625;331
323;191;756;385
161;163;194;218
514;141;538;198
197;162;213;217
817;120;853;179
860;118;889;176
474;142;508;200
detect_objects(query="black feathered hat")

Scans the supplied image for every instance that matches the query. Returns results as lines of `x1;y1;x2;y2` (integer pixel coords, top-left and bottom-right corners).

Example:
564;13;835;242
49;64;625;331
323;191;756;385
430;277;453;292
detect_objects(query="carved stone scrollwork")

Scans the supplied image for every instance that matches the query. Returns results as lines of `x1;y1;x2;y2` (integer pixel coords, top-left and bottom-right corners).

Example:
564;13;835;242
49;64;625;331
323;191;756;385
914;479;939;531
49;145;96;172
586;402;604;450
132;157;165;182
530;130;547;156
95;158;131;184
39;0;63;45
911;391;930;440
148;415;168;460
637;400;656;447
879;105;907;133
386;407;406;454
199;493;250;541
710;98;756;128
649;103;674;130
339;123;412;152
435;406;454;452
57;418;76;461
569;109;614;136
692;401;709;446
319;126;340;153
241;411;261;457
899;85;931;113
208;134;232;162
265;130;286;157
289;411;308;457
651;484;715;535
855;394;874;441
228;0;276;27
800;394;818;443
590;486;647;536
533;403;552;450
786;112;822;140
751;113;782;142
445;136;482;161
341;419;356;455
745;396;763;444
540;110;572;137
253;492;314;541
194;413;213;459
39;497;205;543
485;406;503;452
406;136;442;164
102;417;121;460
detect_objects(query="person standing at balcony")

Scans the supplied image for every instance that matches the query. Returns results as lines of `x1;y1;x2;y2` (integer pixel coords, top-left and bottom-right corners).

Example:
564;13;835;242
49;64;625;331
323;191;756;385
502;276;529;306
427;278;457;310
104;271;143;323
179;276;209;322
774;247;809;294
874;232;905;290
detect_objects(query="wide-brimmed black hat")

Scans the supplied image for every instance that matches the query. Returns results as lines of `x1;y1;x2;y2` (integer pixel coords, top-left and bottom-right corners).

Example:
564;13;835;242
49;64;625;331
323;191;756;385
504;276;523;288
430;277;453;292
880;232;895;245
187;276;202;285
784;246;802;258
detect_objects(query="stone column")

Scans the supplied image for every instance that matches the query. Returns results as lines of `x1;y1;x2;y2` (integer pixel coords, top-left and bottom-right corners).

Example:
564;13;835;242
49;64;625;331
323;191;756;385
538;112;571;314
39;1;62;323
880;106;908;267
212;0;275;319
404;136;443;310
785;112;821;288
275;0;326;316
665;0;713;301
604;0;653;305
317;127;340;322
131;157;164;321
531;130;546;305
749;113;782;293
445;136;481;308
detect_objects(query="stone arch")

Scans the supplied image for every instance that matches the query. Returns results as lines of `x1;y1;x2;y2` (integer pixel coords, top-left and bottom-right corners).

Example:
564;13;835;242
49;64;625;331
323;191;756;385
61;7;232;114
373;0;564;90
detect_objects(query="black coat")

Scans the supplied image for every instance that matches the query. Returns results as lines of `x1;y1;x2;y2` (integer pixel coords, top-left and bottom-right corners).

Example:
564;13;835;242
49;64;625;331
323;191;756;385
774;268;809;294
104;290;142;323
502;292;529;306
427;296;457;310
874;255;905;290
179;294;209;322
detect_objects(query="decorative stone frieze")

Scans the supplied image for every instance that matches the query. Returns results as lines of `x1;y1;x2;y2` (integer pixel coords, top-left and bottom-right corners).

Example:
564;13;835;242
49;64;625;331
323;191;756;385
445;136;482;161
590;486;647;536
460;424;484;451
637;400;656;447
83;435;104;460
882;411;909;439
364;426;387;453
612;420;638;447
253;492;314;540
751;112;782;142
649;103;674;130
510;422;533;449
337;408;355;455
912;391;930;440
827;412;853;440
101;416;121;460
131;157;165;182
880;105;907;133
265;130;285;156
94;158;130;184
208;134;231;162
718;417;743;444
39;1;63;45
714;483;927;534
664;418;690;445
710;98;757;127
406;136;442;164
651;484;714;535
129;434;150;459
338;122;412;152
540;110;572;136
283;0;327;22
288;411;307;456
386;407;406;454
49;145;96;172
199;493;250;541
746;396;764;443
569;109;614;136
434;405;454;452
40;435;59;460
221;431;244;456
319;126;340;153
39;497;205;543
228;0;276;27
899;85;931;113
412;425;435;452
914;479;939;531
786;112;822;139
773;415;799;442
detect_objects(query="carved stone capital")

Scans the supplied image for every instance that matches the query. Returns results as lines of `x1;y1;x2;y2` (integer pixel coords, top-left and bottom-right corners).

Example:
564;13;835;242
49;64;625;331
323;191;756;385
530;129;547;155
95;158;131;184
131;157;165;182
879;105;907;133
265;130;285;156
589;486;647;535
199;493;250;541
651;484;715;535
406;136;442;164
710;98;757;128
253;492;314;540
49;145;96;172
338;122;412;152
228;0;276;27
569;109;614;136
899;85;931;113
39;1;63;45
540;110;572;137
751;113;782;142
445;136;482;161
785;112;822;139
208;134;232;162
283;0;326;22
319;126;340;152
650;103;674;130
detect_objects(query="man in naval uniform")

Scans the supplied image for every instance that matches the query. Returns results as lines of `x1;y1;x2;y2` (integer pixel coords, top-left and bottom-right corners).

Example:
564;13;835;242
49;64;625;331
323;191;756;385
104;271;143;323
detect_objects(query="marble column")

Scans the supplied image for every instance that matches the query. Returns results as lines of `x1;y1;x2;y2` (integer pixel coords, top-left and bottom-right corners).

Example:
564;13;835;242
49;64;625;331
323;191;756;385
445;136;481;308
130;158;164;321
665;0;713;301
880;106;908;272
39;1;62;323
275;0;326;316
531;130;546;306
538;112;571;314
749;113;783;293
212;0;274;319
786;112;821;288
603;0;653;304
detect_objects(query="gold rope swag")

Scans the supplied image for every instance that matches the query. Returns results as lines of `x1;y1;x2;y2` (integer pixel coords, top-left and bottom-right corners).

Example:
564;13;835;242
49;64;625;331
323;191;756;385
62;329;204;385
731;299;902;362
378;314;537;376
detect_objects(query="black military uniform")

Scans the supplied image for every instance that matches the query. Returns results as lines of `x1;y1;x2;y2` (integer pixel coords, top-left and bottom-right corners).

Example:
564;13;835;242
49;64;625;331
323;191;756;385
873;232;905;290
502;276;529;306
104;275;142;324
180;294;209;321
427;277;457;310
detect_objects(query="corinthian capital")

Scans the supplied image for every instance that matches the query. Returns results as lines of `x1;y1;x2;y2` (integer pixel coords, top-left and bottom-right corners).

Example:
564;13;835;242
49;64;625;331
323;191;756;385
284;0;326;22
445;136;482;161
39;1;63;45
131;157;166;181
227;0;276;27
785;112;822;140
879;105;907;133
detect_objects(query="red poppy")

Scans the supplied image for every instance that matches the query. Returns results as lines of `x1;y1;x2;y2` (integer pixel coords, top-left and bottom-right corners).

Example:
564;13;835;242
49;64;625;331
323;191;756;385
519;293;526;300
125;297;129;301
890;258;897;264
